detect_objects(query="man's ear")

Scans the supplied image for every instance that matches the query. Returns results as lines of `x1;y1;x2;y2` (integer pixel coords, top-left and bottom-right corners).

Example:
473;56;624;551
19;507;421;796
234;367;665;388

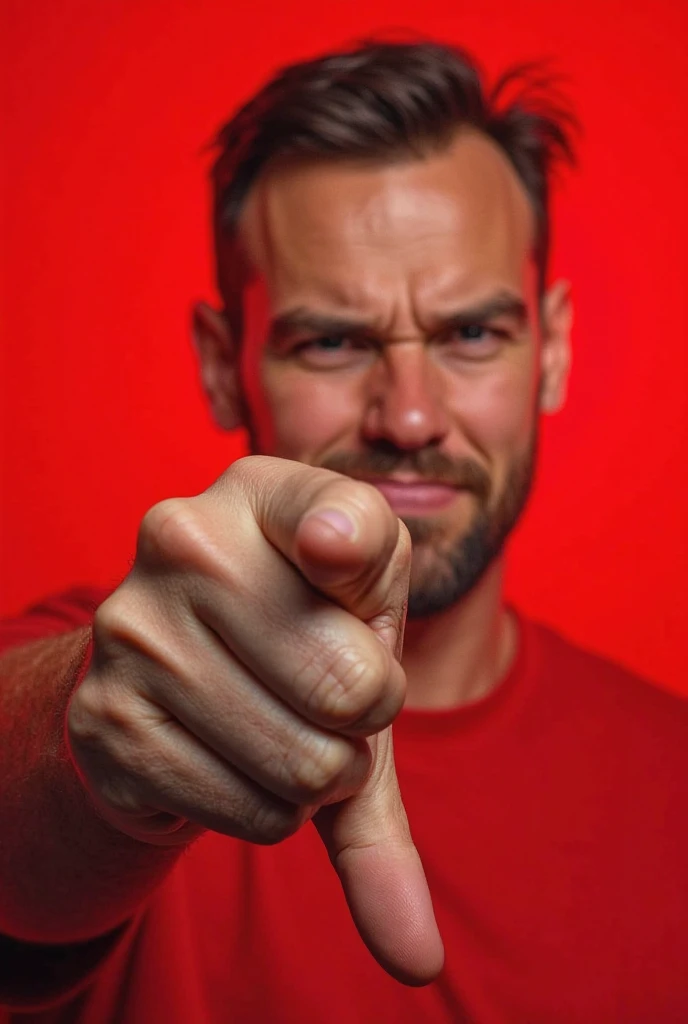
191;302;244;431
539;279;573;414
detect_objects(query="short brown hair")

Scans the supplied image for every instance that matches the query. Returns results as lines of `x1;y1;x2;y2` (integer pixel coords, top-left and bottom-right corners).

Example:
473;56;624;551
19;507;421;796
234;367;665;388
211;39;577;330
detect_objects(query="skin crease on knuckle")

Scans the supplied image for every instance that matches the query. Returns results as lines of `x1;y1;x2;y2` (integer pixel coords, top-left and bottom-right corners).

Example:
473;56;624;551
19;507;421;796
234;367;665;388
87;598;188;724
264;722;363;804
299;641;405;738
68;683;283;844
109;611;370;811
136;715;318;846
165;743;313;845
242;797;310;846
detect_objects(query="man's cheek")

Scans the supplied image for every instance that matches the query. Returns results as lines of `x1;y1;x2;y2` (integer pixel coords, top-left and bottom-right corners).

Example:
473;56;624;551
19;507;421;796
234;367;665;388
240;361;276;452
265;385;324;455
457;379;533;454
249;366;329;456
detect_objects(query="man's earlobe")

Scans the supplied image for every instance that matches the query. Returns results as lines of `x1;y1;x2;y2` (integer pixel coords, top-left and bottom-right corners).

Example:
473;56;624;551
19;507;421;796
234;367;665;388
191;302;244;431
539;280;573;414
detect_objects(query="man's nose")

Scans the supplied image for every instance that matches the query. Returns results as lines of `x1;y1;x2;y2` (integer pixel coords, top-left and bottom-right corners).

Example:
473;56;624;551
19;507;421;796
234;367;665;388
361;342;450;450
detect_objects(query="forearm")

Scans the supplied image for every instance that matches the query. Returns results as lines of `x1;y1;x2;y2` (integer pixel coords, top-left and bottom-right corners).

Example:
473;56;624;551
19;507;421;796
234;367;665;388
0;629;189;944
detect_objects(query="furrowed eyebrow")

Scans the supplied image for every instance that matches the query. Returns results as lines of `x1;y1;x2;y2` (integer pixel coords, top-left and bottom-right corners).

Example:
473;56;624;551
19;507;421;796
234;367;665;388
269;308;372;342
268;292;529;345
438;294;528;331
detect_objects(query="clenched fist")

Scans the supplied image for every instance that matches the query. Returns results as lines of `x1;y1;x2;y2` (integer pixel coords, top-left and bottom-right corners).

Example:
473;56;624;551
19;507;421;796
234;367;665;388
67;456;444;984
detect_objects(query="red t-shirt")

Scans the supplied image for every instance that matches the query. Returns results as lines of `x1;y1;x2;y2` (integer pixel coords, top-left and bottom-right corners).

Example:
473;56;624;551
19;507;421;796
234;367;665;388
1;588;687;1023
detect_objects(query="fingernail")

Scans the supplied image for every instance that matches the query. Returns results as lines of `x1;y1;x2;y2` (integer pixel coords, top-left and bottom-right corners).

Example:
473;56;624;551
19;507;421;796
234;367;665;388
309;508;358;540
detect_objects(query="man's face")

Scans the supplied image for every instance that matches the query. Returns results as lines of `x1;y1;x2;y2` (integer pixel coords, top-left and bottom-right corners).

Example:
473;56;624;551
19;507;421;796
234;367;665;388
199;131;571;617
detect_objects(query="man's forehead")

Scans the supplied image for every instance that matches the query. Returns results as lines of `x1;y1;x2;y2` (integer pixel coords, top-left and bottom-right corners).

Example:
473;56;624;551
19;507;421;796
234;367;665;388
234;130;535;306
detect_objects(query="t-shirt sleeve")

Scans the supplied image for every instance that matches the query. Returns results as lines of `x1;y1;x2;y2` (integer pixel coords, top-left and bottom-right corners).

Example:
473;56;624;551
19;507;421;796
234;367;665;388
0;586;112;655
0;584;133;1014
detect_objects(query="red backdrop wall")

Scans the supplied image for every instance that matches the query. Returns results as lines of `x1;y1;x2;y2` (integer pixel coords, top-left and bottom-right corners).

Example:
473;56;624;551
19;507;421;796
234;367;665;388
2;0;687;693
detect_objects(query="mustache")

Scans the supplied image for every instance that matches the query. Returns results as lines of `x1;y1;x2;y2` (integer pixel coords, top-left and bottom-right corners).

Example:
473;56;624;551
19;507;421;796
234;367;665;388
319;448;491;502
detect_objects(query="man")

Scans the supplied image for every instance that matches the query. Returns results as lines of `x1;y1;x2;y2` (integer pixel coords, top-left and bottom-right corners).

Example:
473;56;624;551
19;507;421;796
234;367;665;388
1;39;687;1024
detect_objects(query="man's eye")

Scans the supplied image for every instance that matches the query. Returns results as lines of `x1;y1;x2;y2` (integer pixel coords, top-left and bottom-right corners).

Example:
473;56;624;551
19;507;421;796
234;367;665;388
312;335;348;350
293;334;352;354
292;334;373;369
439;323;505;362
458;324;489;341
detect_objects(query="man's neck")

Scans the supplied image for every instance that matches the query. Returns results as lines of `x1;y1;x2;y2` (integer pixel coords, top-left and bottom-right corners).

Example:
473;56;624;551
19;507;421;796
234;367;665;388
401;558;517;711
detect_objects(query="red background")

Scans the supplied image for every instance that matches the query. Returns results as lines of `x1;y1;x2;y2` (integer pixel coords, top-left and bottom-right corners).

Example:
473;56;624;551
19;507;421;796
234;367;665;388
2;0;686;693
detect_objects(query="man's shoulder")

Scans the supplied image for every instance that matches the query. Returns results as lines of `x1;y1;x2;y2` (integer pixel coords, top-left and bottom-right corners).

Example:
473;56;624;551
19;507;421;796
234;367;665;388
523;612;688;748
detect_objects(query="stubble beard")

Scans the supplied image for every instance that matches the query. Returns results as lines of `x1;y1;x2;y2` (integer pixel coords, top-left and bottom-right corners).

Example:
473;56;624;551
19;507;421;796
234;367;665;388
401;439;537;618
320;435;538;620
245;408;538;620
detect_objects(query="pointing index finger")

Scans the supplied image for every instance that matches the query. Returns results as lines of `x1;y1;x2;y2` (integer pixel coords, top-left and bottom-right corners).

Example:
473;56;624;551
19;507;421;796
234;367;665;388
315;728;445;985
215;456;411;652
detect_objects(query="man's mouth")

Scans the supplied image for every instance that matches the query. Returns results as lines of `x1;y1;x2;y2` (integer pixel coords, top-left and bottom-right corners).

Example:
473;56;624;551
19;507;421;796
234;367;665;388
356;476;465;515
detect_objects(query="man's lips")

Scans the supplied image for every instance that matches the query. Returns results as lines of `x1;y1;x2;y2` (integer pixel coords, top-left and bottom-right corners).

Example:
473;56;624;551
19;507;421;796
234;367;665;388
357;477;465;514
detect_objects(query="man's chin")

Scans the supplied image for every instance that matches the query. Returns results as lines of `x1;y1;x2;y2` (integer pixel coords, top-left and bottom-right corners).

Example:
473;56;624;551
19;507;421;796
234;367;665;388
404;513;500;618
401;512;465;547
405;546;466;619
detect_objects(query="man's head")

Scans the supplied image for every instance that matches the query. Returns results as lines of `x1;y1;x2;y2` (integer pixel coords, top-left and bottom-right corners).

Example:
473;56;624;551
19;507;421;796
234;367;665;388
193;41;575;618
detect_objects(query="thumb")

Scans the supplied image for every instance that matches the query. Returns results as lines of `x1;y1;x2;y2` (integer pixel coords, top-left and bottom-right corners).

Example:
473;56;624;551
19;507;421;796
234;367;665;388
314;727;444;986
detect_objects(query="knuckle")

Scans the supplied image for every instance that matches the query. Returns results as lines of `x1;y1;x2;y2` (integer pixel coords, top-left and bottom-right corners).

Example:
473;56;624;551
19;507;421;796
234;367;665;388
225;455;257;481
298;643;388;726
365;654;406;730
92;592;135;650
68;673;136;753
137;498;200;567
67;690;150;809
216;455;264;498
278;731;352;801
91;593;161;671
245;799;306;846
